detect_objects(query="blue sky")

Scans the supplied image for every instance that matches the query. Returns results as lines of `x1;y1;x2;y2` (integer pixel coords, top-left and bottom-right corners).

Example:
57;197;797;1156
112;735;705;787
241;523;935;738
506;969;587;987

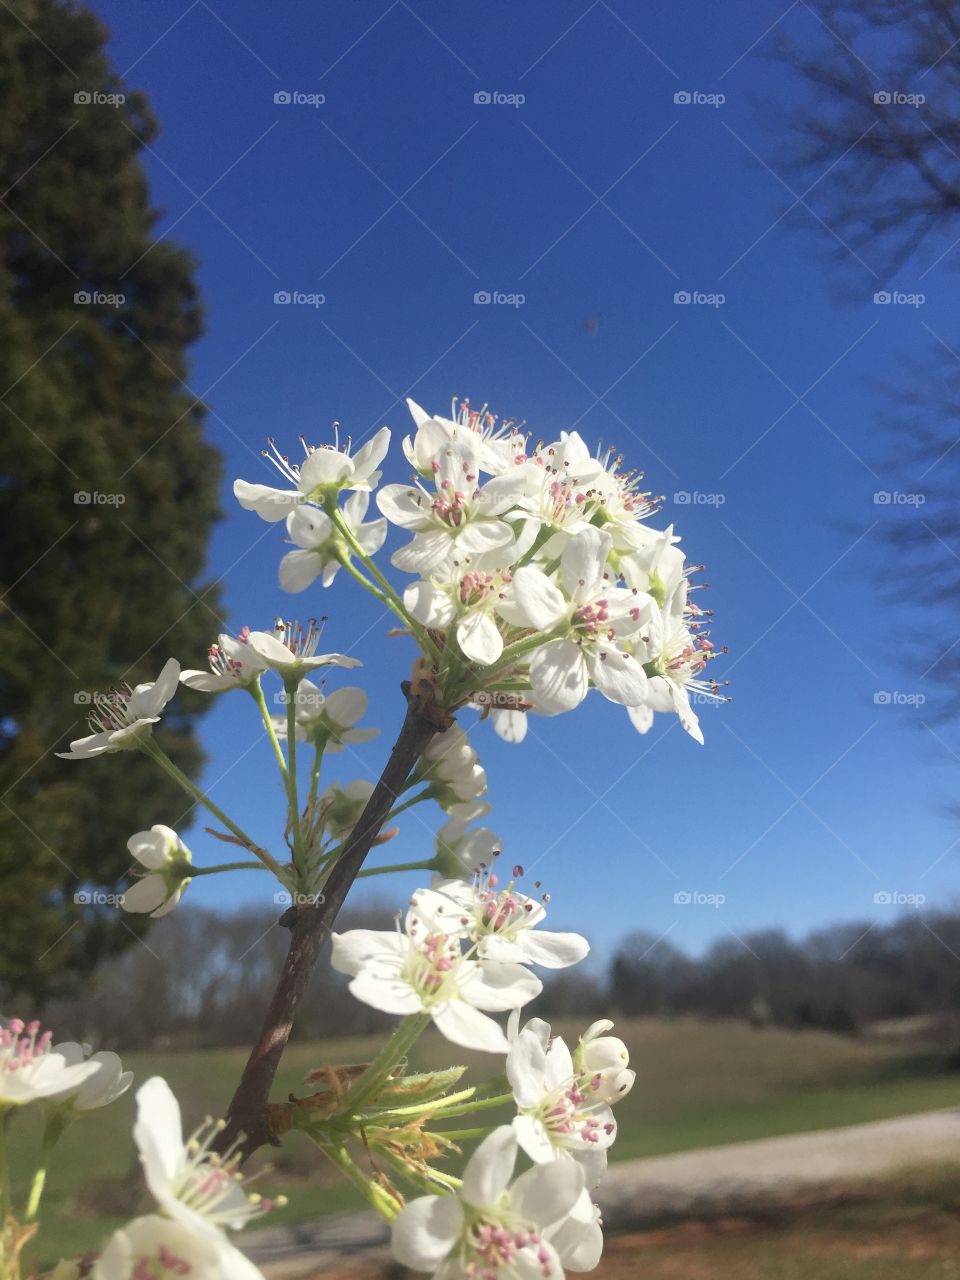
86;0;960;965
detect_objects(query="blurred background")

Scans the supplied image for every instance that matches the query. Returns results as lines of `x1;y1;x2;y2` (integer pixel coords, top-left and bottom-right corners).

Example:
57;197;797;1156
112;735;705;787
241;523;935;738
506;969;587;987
5;0;960;1276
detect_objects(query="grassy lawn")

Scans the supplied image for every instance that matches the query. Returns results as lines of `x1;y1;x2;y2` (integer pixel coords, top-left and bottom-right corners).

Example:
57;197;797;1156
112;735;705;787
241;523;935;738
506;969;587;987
13;1018;960;1265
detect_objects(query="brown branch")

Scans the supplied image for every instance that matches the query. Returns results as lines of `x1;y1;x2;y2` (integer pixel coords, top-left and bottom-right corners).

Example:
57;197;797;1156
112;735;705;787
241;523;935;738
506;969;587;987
215;671;450;1157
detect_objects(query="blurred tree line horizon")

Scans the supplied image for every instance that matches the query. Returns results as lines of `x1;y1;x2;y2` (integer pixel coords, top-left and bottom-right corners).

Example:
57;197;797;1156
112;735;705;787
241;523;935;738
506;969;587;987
24;900;960;1051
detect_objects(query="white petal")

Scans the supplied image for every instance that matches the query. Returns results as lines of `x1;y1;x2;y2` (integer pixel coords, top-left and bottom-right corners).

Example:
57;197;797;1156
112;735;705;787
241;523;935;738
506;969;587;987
460;1126;517;1208
529;639;588;714
506;1030;548;1108
233;479;300;522
126;828;170;870
462;961;542;1011
586;647;649;707
391;1195;463;1270
511;1160;585;1228
560;527;610;601
134;1077;184;1194
404;581;457;628
456;612;503;665
377;484;430;529
628;702;654;735
491;708;528;743
351;427;391;482
298;448;352;491
121;876;170;915
431;1002;510;1053
512;1114;557;1164
520;930;590;970
279;549;322;593
349;972;422;1016
391;531;454;575
455;520;514;555
286;505;332;549
330;929;407;976
510;567;568;631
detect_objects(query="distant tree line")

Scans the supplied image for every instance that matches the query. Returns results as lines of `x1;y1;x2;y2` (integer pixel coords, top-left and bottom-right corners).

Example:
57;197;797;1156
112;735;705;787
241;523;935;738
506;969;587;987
24;905;960;1050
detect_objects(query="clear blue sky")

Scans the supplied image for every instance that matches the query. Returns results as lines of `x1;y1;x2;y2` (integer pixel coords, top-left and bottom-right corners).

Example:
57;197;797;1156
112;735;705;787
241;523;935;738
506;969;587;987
87;0;960;965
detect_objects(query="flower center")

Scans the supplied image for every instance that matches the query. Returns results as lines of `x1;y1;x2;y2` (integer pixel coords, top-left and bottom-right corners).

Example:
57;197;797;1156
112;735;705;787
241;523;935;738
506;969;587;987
460;1207;552;1279
432;479;470;528
131;1244;195;1279
273;617;326;659
86;687;139;734
404;932;459;1005
534;1077;614;1149
0;1019;53;1074
572;600;612;643
173;1117;282;1228
459;571;499;607
207;627;252;681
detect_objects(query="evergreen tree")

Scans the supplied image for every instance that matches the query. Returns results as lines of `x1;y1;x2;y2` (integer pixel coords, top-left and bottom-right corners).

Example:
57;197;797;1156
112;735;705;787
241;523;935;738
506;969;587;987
0;0;223;999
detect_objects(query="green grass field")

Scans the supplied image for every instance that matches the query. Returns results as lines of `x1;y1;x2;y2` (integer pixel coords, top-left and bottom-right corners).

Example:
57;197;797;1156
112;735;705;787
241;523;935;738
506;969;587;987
12;1017;960;1265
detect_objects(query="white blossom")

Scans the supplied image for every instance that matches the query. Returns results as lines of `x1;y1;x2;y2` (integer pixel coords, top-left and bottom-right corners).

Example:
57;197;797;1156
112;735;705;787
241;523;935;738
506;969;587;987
234;427;390;522
181;629;267;694
58;659;180;760
47;1043;133;1111
273;682;379;753
280;490;387;592
93;1214;264;1280
413;877;589;970
507;1021;616;1189
247;619;361;681
331;911;541;1054
134;1077;283;1241
122;825;192;918
0;1018;103;1107
390;1125;602;1278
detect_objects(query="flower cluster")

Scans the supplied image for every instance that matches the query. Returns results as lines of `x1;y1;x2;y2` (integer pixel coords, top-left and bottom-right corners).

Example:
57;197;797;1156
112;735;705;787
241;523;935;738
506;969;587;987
235;398;725;744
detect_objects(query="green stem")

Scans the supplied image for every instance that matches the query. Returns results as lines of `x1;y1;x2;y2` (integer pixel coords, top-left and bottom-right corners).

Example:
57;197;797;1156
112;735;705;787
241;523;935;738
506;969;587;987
308;743;324;814
480;629;556;683
356;858;436;880
428;1126;489;1140
250;682;288;782
284;679;304;872
385;787;434;820
340;1012;432;1114
313;1136;402;1221
372;1088;512;1124
328;508;441;662
188;862;268;877
367;1142;462;1195
0;1110;10;1223
25;1113;67;1222
142;740;293;889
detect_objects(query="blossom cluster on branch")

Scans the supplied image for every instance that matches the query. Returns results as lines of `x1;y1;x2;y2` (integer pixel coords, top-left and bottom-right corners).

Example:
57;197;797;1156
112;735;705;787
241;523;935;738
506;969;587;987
12;395;724;1280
